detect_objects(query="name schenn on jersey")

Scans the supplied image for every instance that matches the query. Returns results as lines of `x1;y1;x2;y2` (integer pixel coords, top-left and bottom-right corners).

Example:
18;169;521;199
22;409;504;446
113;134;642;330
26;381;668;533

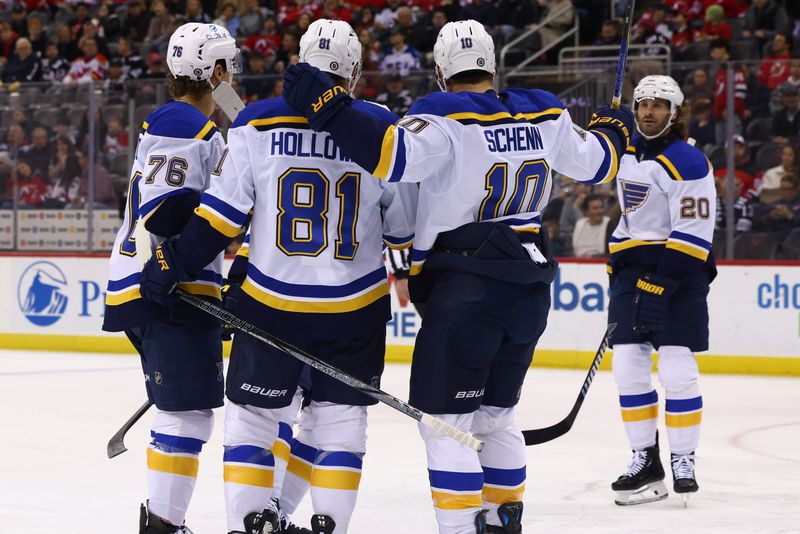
483;125;544;153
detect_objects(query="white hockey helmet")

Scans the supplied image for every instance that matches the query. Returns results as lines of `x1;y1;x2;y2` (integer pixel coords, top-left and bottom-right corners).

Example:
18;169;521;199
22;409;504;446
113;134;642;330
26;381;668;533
299;19;362;94
166;23;242;82
433;20;496;92
633;75;684;139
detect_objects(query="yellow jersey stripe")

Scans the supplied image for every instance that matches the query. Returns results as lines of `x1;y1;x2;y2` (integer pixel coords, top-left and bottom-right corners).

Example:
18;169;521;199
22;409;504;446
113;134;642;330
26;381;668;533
609;239;667;254
521;108;564;121
593;130;619;184
482;484;525;505
178;282;222;300
373;126;396;179
656;154;683;181
384;238;413;250
287;457;313;481
142;121;149;131
241;279;388;313
666;411;702;428
105;287;141;306
272;440;291;464
195;206;242;238
409;263;424;276
223;464;274;488
311;468;362;491
620;405;658;422
666;241;709;261
147;448;199;478
249;116;309;127
444;108;563;123
431;491;483;511
194;120;216;140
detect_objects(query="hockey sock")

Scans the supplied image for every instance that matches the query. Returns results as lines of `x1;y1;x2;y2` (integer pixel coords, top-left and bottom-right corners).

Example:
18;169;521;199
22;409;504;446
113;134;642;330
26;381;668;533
281;436;317;515
619;390;659;450
310;450;362;534
658;346;702;455
421;414;484;534
271;422;294;501
665;396;702;454
476;428;526;525
146;410;213;526
223;445;275;531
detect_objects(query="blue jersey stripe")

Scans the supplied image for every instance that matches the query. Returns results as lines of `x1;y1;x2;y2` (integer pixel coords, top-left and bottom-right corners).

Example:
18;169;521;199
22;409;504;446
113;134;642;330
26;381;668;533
277;422;293;442
290;439;319;463
316;451;363;469
150;432;205;454
223;445;274;466
201;193;249;226
669;231;711;251
665;396;703;413
586;131;612;184
619;390;658;408
246;264;386;298
428;470;484;492
411;248;430;262
196;269;223;285
107;272;141;291
388;128;407;183
482;466;526;487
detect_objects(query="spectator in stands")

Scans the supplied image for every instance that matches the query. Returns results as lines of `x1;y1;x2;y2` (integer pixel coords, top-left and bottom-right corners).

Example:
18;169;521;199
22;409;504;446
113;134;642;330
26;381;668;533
97;3;123;43
122;0;151;44
1;38;41;87
537;0;576;51
79;18;111;59
11;160;47;208
104;116;129;157
104;57;129;100
572;194;610;258
280;0;322;29
55;23;79;62
760;145;799;195
145;0;176;50
185;0;212;23
589;19;621;57
21;127;51;179
52;116;76;145
73;151;119;209
710;39;748;122
671;11;697;60
47;136;81;207
214;2;241;37
25;17;47;57
71;3;91;41
275;32;299;68
241;52;272;102
755;175;800;241
688;99;717;148
715;134;763;195
64;38;108;84
771;83;800;144
715;173;758;234
116;37;145;80
683;68;714;105
321;0;353;23
376;0;403;29
757;32;793;90
289;12;314;39
244;16;282;58
541;218;567;256
141;52;165;79
375;71;414;116
40;42;69;83
380;27;420;76
239;0;266;37
9;4;27;36
742;0;791;46
353;6;376;33
558;182;591;251
785;59;800;92
698;5;732;41
495;1;537;43
459;0;496;27
2;124;29;153
0;152;10;207
0;21;18;66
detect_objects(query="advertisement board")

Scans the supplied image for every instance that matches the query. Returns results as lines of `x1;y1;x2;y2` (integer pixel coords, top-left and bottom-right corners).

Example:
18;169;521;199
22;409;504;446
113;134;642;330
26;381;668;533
13;210;121;251
0;255;797;375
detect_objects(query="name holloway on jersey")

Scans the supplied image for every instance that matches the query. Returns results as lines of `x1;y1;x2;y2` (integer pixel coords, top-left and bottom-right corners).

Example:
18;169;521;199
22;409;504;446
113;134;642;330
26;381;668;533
103;102;226;331
357;88;623;275
193;97;416;338
610;134;716;275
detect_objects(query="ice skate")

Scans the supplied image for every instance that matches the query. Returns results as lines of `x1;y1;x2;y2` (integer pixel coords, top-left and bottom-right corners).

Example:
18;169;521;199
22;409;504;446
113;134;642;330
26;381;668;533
671;452;699;508
612;442;668;506
241;499;281;533
139;503;194;533
310;514;335;534
474;502;523;533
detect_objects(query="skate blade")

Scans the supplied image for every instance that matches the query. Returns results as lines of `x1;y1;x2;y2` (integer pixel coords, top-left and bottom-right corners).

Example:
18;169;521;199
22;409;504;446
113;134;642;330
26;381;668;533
614;480;669;506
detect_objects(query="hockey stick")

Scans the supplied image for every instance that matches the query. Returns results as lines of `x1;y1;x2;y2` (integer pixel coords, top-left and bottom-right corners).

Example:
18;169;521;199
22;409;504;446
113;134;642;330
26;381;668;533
611;0;636;110
175;288;485;452
107;399;153;458
523;324;615;445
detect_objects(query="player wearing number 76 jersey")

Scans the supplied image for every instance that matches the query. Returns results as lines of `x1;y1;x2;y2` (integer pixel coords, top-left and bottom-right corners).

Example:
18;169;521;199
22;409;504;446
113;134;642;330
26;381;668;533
606;75;716;507
282;19;633;534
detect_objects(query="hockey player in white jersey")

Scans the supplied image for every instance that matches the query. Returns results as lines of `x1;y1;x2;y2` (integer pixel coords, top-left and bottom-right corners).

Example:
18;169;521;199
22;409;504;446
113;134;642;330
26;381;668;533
135;19;417;534
606;75;716;506
282;20;633;534
101;23;241;534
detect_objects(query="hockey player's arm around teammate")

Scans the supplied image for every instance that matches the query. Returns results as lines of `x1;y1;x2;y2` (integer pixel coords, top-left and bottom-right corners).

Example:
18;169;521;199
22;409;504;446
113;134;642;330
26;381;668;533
607;75;716;507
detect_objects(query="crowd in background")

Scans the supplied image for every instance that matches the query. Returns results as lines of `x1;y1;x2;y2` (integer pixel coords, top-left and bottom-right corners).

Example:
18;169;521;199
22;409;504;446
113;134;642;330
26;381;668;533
0;0;797;258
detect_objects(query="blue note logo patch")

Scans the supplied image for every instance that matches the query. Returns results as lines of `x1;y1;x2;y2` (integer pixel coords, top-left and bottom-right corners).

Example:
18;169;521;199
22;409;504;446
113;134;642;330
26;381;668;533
620;180;651;214
17;261;68;326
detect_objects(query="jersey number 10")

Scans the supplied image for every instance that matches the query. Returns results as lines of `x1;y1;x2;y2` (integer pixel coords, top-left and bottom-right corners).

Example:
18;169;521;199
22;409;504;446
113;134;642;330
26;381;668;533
277;168;360;260
479;159;550;221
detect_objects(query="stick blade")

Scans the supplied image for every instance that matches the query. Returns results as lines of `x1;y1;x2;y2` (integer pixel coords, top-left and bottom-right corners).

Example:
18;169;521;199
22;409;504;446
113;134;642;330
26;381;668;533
107;434;128;459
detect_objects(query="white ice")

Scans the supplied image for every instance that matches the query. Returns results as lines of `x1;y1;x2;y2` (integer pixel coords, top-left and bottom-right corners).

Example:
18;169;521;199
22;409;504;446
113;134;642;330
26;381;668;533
1;350;798;533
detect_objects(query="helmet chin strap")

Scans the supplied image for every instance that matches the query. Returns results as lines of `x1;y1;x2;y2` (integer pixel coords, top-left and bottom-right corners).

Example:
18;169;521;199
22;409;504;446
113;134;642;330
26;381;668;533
635;109;677;140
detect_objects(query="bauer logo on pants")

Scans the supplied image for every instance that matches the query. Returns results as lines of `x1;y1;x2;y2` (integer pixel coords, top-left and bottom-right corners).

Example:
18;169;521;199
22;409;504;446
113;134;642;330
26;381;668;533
17;261;69;326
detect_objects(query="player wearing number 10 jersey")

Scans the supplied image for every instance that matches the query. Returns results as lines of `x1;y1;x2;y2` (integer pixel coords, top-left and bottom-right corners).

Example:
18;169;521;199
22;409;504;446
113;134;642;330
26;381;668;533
282;19;634;534
135;19;417;534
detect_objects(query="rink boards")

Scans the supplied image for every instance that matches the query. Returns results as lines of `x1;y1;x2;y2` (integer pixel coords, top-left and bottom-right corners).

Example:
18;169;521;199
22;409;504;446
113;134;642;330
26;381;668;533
0;254;798;376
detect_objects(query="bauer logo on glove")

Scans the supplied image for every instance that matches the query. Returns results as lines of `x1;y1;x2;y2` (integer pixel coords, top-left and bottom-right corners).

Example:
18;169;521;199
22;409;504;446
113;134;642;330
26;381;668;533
312;85;347;113
155;246;170;271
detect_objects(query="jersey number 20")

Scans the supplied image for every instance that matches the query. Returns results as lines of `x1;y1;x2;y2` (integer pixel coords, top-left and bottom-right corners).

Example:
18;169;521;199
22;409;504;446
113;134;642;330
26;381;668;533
277;168;360;260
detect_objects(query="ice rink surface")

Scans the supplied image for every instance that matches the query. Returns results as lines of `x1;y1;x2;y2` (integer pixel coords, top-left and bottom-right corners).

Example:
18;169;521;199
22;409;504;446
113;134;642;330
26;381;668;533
1;349;799;534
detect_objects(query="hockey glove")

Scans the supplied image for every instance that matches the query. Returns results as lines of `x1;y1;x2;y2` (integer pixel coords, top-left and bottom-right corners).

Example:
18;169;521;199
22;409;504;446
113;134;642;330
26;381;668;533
283;63;352;131
220;279;241;341
588;104;634;155
632;273;679;335
139;239;191;308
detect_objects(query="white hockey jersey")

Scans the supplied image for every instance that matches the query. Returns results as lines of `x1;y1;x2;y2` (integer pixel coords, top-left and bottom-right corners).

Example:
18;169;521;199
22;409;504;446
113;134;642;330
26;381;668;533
358;89;622;274
194;97;416;337
609;134;716;276
103;101;226;331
